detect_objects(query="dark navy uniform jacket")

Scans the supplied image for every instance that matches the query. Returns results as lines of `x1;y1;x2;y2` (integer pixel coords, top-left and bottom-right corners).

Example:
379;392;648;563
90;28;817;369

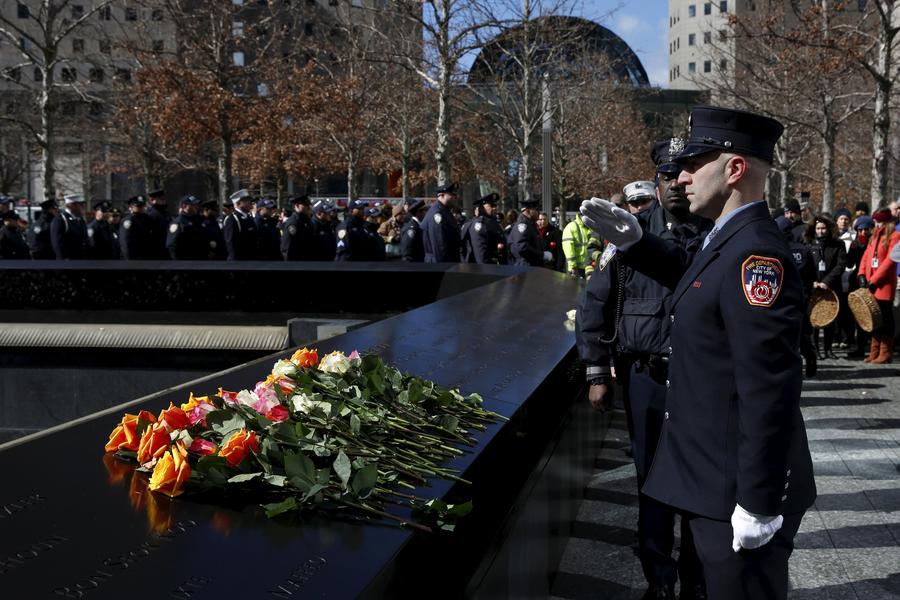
335;216;375;261
629;201;816;520
28;214;55;259
87;219;118;260
462;215;505;264
119;213;155;260
146;204;171;260
201;217;227;260
310;217;336;261
507;213;542;267
167;214;208;260
0;224;30;259
50;210;88;259
255;215;282;261
400;217;424;262
223;210;258;260
281;212;315;261
422;202;460;263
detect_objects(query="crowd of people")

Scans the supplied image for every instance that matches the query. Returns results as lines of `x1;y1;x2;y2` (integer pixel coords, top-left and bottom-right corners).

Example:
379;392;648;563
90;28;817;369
0;186;577;270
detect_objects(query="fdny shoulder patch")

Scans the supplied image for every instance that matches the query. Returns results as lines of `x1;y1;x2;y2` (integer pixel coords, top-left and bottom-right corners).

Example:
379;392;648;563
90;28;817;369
338;229;346;240
123;219;132;230
407;229;415;238
33;226;42;234
169;223;179;234
434;213;442;224
742;255;783;307
288;225;297;235
474;222;483;232
516;222;527;233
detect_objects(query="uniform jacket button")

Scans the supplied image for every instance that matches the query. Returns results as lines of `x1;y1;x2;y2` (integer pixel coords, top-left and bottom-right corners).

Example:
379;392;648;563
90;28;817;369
664;411;670;420
670;315;675;323
665;379;670;388
784;482;789;489
781;494;788;501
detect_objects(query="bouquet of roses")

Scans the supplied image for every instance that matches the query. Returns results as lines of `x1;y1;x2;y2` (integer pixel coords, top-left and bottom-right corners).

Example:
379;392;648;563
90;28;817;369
103;348;502;531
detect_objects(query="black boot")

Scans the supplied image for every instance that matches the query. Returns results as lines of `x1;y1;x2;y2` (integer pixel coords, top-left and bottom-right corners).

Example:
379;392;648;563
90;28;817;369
642;585;676;600
679;582;708;600
804;352;817;378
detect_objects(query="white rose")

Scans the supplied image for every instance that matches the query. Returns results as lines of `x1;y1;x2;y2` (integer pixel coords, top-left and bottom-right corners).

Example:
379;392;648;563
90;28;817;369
318;351;350;374
290;393;331;415
236;389;259;408
272;359;298;379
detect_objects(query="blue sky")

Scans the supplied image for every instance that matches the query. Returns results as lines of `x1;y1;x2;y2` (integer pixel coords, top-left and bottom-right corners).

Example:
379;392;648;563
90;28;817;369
580;0;670;87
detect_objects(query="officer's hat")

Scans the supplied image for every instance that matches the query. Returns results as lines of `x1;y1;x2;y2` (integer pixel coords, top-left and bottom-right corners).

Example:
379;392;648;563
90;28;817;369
783;199;801;214
623;181;657;203
290;194;310;206
520;197;541;209
348;199;367;211
675;106;784;163
200;199;218;210
64;194;85;204
406;199;426;214
364;206;382;217
0;195;9;205
773;215;793;233
180;195;200;206
651;138;684;175
1;209;17;221
435;182;457;195
229;189;252;203
148;188;165;198
39;199;57;211
474;192;499;207
93;200;113;212
256;198;276;209
312;199;334;214
222;198;234;208
127;195;146;206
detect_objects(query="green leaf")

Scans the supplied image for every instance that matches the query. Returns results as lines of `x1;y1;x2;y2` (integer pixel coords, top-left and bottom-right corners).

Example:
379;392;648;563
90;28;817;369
315;468;331;486
439;415;459;433
302;483;326;502
264;474;287;487
207;410;246;436
333;451;352;489
264;497;298;517
446;500;473;518
360;354;382;373
350;413;361;435
194;455;232;486
228;472;263;484
407;380;424;404
284;450;315;484
350;462;378;498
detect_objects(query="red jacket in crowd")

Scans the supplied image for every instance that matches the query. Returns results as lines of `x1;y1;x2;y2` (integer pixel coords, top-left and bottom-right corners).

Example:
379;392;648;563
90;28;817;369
858;227;900;301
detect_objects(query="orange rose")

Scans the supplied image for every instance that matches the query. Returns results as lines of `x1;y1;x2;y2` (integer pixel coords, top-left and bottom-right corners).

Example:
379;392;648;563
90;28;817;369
158;403;191;431
218;428;259;466
290;347;319;368
137;423;172;467
148;442;190;498
104;410;157;452
181;393;216;426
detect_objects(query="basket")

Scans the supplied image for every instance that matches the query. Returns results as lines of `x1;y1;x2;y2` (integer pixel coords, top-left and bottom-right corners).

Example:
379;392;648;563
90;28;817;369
809;287;839;328
848;288;882;333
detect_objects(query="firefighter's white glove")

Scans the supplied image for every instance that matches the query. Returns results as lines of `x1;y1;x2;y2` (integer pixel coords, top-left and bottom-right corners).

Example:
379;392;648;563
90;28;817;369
543;251;553;263
580;198;642;251
731;504;783;552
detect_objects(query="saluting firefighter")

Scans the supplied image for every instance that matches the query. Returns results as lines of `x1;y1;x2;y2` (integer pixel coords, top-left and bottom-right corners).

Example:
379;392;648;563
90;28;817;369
422;183;462;263
507;196;545;267
581;106;816;600
224;189;259;261
400;199;427;262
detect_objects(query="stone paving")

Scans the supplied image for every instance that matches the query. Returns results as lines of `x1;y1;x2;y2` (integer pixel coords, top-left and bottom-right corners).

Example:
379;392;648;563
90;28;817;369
551;356;900;599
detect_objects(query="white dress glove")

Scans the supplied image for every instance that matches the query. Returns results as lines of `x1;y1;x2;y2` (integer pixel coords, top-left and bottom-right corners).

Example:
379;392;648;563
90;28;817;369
543;251;553;263
579;198;643;251
731;504;783;552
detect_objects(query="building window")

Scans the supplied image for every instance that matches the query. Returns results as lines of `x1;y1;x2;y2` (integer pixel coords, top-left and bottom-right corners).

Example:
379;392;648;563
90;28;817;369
17;3;29;18
704;2;712;15
257;83;269;96
4;67;21;82
71;5;84;19
688;4;696;17
304;23;314;35
152;40;164;53
688;62;696;73
858;0;867;8
720;1;728;11
704;60;712;72
233;51;245;66
61;67;77;83
99;6;111;20
33;67;42;82
152;9;163;21
115;68;131;82
233;21;245;37
89;68;104;83
720;59;728;71
719;29;727;41
99;39;111;54
233;0;244;5
704;31;711;43
89;102;104;116
72;39;84;54
688;33;696;46
352;0;363;6
125;7;138;21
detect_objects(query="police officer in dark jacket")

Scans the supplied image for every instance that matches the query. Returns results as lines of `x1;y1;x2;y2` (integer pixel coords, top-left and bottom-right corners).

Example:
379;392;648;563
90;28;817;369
462;192;506;264
581;107;815;600
145;188;170;260
336;199;377;261
0;210;30;259
363;206;387;261
422;183;461;263
120;195;156;260
577;169;707;600
86;201;118;260
399;199;427;262
507;197;544;266
223;189;259;261
254;198;282;261
28;199;58;259
310;200;337;261
166;195;208;260
50;195;89;259
200;199;227;260
282;195;315;261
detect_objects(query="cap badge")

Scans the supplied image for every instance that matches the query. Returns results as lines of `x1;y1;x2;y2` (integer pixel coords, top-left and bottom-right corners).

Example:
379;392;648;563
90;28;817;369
669;137;685;156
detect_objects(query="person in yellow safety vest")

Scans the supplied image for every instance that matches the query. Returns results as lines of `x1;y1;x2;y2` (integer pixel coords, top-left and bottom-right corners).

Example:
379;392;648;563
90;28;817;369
562;213;602;278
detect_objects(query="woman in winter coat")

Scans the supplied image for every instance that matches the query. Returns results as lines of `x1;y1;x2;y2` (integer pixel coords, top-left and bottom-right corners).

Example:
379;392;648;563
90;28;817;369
805;215;847;357
858;208;900;363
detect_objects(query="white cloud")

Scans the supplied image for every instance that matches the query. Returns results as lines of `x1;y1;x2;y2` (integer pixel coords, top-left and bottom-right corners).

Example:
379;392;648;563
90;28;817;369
617;14;646;34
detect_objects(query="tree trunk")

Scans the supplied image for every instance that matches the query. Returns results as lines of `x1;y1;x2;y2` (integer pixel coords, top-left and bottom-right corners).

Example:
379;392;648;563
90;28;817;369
821;116;836;214
218;127;234;203
870;13;893;208
434;0;452;186
39;69;55;203
347;155;357;201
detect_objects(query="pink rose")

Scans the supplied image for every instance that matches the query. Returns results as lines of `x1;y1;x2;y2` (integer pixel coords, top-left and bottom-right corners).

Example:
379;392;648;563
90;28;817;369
218;388;239;405
189;438;217;456
266;405;290;422
251;382;279;415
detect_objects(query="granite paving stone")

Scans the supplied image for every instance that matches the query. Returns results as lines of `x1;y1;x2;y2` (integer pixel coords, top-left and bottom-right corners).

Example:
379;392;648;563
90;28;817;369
551;356;900;599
